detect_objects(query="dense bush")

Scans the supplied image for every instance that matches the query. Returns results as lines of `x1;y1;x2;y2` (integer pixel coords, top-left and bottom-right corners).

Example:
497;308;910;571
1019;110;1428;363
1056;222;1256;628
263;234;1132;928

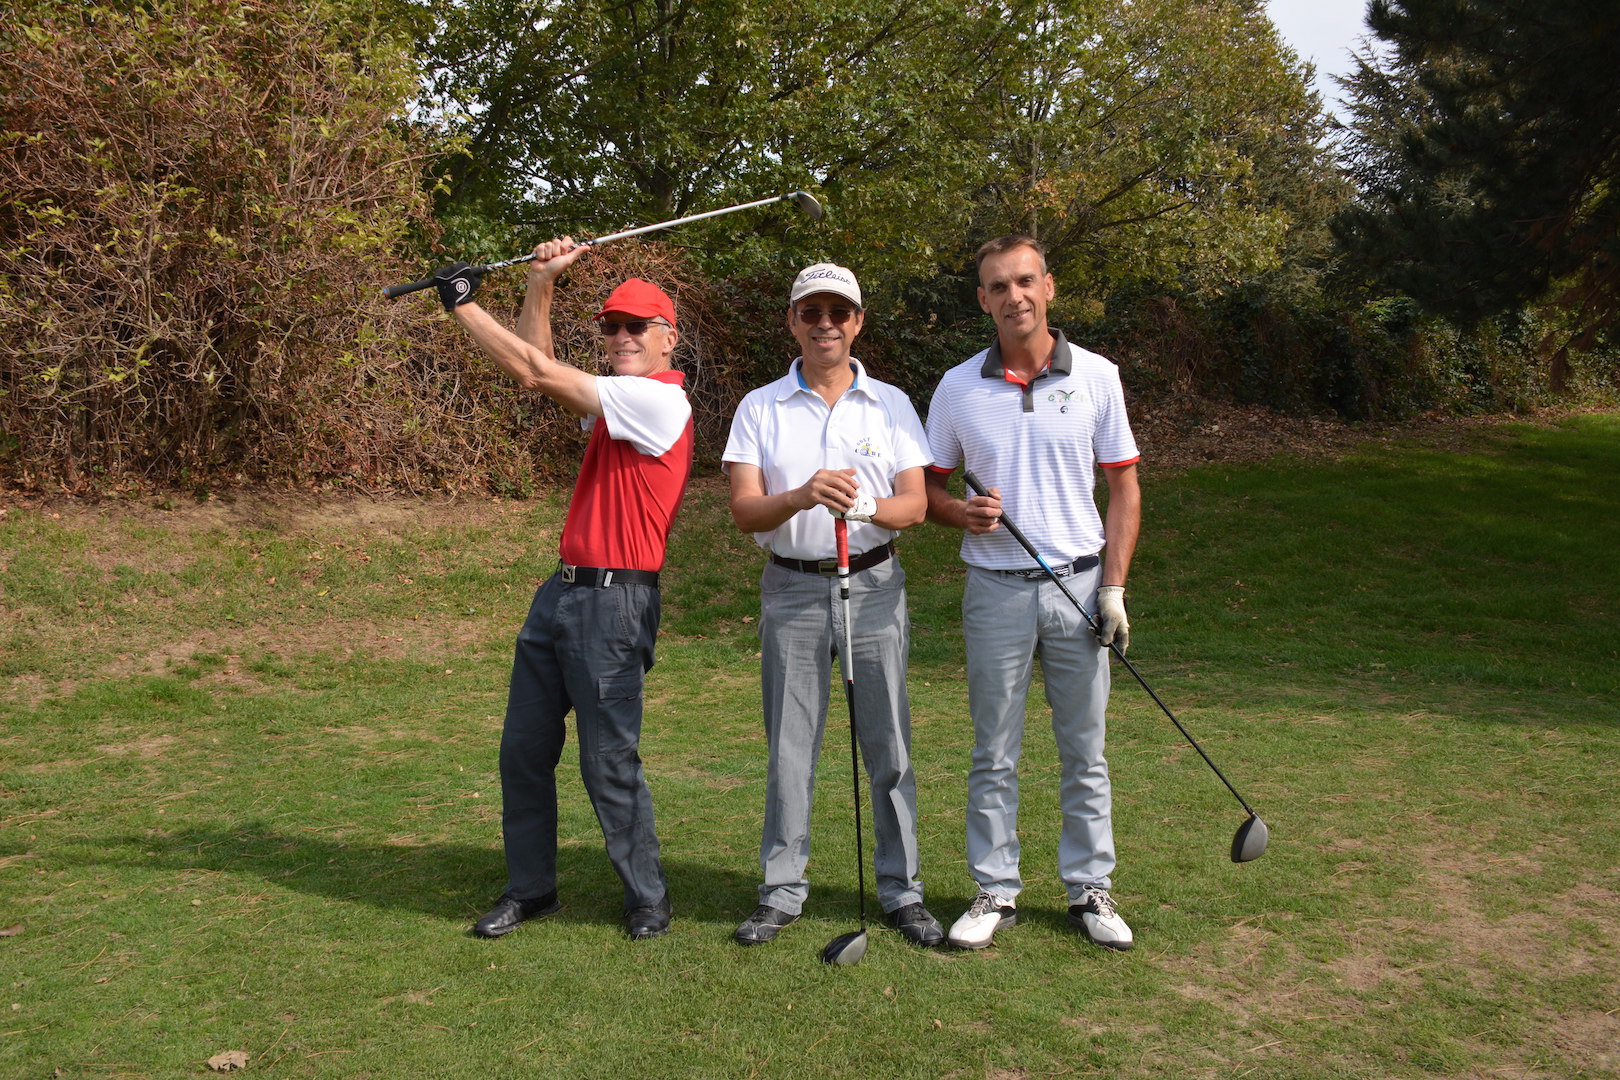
0;0;500;492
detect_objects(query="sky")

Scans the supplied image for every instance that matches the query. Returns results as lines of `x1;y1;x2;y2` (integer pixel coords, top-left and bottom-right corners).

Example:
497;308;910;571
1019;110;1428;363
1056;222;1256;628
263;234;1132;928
1264;0;1374;116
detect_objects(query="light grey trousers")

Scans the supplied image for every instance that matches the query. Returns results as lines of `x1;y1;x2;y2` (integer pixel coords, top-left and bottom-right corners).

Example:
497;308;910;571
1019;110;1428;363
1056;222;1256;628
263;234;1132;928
963;563;1115;902
755;556;924;915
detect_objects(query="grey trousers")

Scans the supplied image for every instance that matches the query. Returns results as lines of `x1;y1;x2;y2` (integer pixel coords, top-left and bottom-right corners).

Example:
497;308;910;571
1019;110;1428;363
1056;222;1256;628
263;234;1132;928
963;563;1115;902
498;572;668;910
755;556;924;915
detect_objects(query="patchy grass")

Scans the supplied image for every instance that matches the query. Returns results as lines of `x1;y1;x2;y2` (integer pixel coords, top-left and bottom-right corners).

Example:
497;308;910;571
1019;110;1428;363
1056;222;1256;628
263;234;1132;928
2;413;1617;1079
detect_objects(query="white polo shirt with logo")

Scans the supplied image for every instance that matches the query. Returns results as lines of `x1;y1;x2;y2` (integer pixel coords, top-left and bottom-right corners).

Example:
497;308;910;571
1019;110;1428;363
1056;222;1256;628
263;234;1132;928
927;329;1139;570
723;358;930;561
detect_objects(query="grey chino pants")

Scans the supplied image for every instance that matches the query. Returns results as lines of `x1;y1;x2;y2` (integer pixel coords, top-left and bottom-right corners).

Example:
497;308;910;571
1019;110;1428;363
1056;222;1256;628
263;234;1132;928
963;563;1115;902
498;571;668;910
755;556;924;915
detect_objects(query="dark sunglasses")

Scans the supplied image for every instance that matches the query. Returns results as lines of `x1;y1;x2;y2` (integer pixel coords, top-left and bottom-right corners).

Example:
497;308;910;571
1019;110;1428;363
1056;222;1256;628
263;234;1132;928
794;304;859;325
598;319;670;336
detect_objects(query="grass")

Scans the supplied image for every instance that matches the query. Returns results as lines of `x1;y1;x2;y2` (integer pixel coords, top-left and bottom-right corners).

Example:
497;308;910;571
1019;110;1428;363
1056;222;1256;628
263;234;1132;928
3;413;1618;1079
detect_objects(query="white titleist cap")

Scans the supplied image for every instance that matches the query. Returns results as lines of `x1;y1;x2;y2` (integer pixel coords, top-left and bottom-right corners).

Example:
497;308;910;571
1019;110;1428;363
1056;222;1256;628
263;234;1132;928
789;262;862;308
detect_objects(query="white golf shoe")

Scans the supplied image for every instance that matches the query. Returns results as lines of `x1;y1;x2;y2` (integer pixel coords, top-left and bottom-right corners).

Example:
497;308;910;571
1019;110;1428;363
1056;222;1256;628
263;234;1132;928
947;891;1017;950
1068;884;1132;951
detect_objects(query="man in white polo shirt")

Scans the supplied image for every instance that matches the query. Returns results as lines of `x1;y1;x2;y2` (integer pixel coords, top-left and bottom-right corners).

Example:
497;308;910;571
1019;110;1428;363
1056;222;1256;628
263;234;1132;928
722;262;944;948
924;235;1142;951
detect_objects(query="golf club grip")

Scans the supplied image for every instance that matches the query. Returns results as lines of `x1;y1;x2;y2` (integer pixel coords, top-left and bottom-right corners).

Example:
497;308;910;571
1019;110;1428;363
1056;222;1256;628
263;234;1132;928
382;277;437;299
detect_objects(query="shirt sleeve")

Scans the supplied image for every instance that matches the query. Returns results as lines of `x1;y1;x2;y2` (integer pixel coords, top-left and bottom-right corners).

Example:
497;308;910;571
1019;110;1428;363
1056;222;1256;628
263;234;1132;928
889;389;932;473
595;376;692;457
1093;363;1140;467
925;371;962;471
721;389;762;469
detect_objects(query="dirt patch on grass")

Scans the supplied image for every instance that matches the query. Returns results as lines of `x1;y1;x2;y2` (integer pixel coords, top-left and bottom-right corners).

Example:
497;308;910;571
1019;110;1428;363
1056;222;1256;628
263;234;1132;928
1162;836;1619;1077
0;489;538;536
93;733;179;758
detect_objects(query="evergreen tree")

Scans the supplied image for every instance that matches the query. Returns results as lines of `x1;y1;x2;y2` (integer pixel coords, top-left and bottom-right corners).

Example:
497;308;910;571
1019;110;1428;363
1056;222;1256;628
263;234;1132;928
1335;0;1620;377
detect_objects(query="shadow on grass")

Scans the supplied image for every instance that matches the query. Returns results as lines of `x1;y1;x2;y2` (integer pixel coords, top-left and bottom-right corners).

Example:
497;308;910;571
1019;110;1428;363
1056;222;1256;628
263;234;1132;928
94;821;864;931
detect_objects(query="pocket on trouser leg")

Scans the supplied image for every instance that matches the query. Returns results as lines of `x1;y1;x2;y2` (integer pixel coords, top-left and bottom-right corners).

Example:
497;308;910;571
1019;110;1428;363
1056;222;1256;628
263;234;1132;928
587;675;645;758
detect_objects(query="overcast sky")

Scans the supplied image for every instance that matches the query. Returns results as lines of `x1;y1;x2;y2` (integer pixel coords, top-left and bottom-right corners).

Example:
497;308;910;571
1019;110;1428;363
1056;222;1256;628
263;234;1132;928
1265;0;1374;116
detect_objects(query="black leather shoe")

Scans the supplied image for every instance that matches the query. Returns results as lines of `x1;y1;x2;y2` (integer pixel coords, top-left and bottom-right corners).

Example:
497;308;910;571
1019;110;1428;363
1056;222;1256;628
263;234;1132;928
472;892;560;938
885;902;945;947
626;894;672;940
733;904;799;945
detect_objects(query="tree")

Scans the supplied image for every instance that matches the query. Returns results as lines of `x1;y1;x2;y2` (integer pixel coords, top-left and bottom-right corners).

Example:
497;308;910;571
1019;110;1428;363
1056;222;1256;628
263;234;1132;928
1335;0;1620;380
970;0;1333;305
414;0;1012;282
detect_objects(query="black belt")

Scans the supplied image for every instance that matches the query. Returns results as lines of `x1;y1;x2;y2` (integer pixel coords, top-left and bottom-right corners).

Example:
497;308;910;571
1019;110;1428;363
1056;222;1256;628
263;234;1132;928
771;541;895;576
558;561;660;588
998;554;1099;579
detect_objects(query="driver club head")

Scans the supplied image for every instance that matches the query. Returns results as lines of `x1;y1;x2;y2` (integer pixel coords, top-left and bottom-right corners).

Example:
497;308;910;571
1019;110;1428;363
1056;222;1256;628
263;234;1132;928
820;929;867;966
1231;813;1269;863
789;190;824;221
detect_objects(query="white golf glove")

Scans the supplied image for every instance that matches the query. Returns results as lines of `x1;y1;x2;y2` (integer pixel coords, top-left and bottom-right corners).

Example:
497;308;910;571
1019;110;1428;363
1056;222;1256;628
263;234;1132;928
828;493;877;522
1094;586;1129;653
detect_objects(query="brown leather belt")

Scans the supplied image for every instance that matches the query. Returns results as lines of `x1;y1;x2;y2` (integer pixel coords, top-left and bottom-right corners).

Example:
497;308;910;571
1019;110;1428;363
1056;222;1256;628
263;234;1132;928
771;541;895;576
559;561;660;588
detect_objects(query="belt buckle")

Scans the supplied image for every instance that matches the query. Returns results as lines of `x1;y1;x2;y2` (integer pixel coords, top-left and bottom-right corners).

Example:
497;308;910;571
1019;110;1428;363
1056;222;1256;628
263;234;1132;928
816;557;839;576
1051;561;1072;578
561;563;577;584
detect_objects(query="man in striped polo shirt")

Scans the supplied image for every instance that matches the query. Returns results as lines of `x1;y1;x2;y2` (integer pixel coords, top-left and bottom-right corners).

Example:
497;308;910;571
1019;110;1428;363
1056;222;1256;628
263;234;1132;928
431;240;693;942
924;235;1142;951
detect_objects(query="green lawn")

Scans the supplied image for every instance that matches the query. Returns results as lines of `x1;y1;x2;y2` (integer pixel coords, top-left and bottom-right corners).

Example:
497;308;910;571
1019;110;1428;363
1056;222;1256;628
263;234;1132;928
3;413;1617;1079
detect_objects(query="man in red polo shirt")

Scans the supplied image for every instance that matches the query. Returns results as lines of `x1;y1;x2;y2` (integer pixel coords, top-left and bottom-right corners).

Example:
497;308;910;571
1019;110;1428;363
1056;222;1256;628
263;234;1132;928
430;242;693;940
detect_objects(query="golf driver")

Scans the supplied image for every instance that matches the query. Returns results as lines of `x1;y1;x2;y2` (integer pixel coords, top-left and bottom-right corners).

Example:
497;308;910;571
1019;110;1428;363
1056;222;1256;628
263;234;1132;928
382;191;824;299
962;471;1269;863
820;517;870;965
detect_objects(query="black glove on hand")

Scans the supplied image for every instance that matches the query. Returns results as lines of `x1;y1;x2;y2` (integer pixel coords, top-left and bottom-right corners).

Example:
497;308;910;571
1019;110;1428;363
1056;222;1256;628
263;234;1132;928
432;261;486;312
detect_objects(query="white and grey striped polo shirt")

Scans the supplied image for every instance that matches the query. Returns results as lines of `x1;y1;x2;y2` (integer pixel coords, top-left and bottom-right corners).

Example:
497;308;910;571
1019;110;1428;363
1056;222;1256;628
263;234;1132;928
926;329;1139;570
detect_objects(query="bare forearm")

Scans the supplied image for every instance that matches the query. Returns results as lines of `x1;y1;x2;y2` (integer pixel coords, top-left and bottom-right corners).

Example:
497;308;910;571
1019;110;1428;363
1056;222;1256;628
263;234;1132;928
516;280;556;355
454;303;601;416
870;491;925;530
730;488;813;534
1102;467;1141;588
925;471;969;529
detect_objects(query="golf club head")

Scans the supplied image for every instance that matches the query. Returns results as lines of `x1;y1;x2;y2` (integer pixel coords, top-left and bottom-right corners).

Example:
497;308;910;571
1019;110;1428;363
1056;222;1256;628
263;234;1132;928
820;929;867;966
1231;813;1269;862
789;190;824;221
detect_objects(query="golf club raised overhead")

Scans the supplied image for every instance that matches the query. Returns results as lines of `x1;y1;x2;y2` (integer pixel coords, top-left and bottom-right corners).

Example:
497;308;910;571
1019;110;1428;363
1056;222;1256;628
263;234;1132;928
821;517;870;965
961;471;1269;863
382;191;824;300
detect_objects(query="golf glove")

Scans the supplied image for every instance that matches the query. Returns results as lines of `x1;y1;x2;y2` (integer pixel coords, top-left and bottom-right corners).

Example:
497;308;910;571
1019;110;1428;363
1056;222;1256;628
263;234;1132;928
1095;585;1129;653
828;493;877;522
432;261;486;312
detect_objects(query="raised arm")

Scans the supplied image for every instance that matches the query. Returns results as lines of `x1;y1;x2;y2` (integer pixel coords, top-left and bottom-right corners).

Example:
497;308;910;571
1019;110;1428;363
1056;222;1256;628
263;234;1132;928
454;303;603;417
515;238;586;358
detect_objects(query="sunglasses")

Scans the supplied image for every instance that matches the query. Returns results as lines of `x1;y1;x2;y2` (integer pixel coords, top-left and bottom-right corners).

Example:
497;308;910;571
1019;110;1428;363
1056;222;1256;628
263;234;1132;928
794;304;859;325
598;319;671;336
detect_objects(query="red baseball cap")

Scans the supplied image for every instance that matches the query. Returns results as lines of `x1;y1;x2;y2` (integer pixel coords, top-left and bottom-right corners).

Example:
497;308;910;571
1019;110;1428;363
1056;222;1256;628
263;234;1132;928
594;278;676;328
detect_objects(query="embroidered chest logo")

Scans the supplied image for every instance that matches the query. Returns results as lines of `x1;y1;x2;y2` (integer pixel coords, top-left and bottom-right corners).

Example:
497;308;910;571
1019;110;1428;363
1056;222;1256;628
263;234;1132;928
854;437;880;458
1046;389;1077;413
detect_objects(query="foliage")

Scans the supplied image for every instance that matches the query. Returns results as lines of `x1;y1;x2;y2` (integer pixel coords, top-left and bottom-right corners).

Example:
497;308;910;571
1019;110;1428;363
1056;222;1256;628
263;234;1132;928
0;0;514;492
415;0;1008;284
1333;0;1620;385
973;0;1336;304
